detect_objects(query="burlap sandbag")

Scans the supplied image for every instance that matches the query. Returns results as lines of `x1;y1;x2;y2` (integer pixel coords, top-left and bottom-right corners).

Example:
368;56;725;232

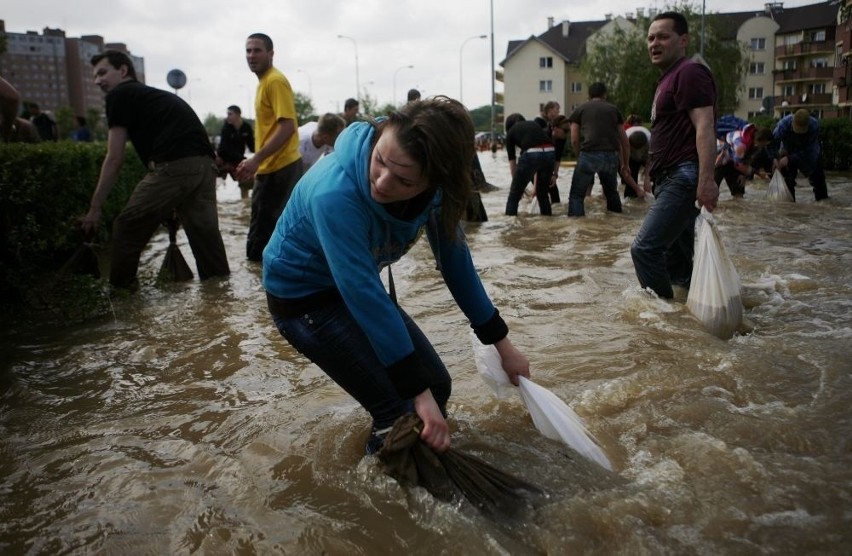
377;413;546;519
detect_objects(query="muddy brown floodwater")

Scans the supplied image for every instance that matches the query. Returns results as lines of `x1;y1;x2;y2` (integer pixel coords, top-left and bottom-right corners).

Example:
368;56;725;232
1;152;851;554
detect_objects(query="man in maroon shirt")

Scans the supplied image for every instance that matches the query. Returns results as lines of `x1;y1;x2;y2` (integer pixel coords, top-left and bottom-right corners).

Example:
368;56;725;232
630;11;718;299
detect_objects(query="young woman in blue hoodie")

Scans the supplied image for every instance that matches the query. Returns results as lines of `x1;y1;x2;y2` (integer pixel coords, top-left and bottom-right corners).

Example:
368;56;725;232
263;96;530;455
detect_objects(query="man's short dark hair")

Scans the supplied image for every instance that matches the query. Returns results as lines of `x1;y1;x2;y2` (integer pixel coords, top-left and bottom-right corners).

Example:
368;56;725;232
504;113;525;131
247;33;273;51
588;82;607;99
629;131;648;149
344;98;359;110
90;50;138;80
407;88;421;102
653;11;689;35
227;105;241;115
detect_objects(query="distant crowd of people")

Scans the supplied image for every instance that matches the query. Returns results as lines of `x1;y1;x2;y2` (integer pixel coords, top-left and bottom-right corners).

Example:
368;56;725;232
0;14;832;460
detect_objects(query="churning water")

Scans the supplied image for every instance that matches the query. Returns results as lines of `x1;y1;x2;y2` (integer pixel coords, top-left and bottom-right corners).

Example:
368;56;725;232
1;152;850;554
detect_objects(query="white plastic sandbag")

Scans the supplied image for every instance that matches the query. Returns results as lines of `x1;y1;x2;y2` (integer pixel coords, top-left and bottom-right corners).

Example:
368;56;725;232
767;169;794;202
471;331;515;399
686;207;743;339
518;377;613;470
471;332;613;470
519;184;540;215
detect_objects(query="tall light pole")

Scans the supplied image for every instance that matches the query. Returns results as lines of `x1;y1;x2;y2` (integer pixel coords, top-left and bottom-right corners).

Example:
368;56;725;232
490;0;497;153
296;69;313;98
393;64;414;106
337;34;360;104
459;34;487;105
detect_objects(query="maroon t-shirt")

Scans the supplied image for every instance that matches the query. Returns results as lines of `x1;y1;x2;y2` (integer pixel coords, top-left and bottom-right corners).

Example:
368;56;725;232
648;57;716;177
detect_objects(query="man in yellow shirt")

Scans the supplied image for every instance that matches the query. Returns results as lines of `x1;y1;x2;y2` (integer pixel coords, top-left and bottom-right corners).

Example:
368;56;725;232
237;33;303;261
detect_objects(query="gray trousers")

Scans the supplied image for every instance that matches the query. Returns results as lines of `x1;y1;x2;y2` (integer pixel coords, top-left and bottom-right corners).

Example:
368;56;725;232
110;155;230;288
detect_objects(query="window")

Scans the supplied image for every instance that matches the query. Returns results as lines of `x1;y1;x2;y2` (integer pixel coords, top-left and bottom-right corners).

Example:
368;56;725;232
808;30;826;42
749;62;765;75
808;83;826;94
750;37;766;50
783;34;800;46
539;56;553;68
782;84;796;96
570;82;582;93
748;87;764;99
809;57;828;68
782;59;797;70
539;80;553;93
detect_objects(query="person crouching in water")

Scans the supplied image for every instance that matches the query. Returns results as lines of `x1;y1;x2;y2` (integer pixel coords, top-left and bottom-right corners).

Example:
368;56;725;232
263;96;531;455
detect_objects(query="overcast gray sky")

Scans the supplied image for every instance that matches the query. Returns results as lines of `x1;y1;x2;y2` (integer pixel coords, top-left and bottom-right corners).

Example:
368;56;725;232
2;0;822;120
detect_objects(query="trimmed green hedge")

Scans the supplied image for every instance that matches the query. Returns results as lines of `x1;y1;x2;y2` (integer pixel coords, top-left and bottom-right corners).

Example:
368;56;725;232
0;142;145;308
819;118;852;171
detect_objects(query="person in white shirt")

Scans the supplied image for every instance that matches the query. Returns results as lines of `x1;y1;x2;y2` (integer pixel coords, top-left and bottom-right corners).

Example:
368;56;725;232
298;112;346;170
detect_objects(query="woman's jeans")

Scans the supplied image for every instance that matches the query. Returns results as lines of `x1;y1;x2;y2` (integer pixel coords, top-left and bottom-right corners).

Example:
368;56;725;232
272;300;451;431
568;150;622;216
505;151;555;216
630;161;699;299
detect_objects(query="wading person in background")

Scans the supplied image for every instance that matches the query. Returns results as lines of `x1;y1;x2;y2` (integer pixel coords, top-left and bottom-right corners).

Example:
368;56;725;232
236;33;302;262
263;96;531;455
297;112;345;172
503;113;558;216
566;81;642;217
630;11;718;299
534;100;564;204
0;75;40;143
714;123;773;198
81;50;230;291
770;108;828;202
342;98;360;127
624;125;651;198
216;104;255;199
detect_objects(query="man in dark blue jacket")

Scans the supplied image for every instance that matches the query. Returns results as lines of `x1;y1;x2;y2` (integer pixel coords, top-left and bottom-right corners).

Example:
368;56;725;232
771;108;827;201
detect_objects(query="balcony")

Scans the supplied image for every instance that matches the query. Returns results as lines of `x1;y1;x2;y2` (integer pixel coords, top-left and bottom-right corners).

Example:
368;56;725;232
784;92;833;105
775;40;834;58
774;66;835;81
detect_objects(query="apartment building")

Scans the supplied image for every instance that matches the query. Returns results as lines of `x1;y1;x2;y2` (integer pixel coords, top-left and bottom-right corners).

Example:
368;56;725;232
836;0;852;117
0;20;145;118
501;1;845;123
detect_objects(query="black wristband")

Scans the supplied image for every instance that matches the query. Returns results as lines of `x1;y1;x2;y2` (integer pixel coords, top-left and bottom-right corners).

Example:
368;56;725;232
386;352;432;399
471;308;509;345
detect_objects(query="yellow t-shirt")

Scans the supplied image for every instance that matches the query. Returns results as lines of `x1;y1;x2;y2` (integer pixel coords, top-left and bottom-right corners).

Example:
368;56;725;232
254;67;300;174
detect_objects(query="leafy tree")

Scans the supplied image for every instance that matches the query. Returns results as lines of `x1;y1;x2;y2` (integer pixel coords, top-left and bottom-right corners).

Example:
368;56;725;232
86;107;106;141
581;3;748;119
469;104;503;132
54;106;75;140
203;112;223;138
294;91;315;123
373;102;397;117
358;91;378;117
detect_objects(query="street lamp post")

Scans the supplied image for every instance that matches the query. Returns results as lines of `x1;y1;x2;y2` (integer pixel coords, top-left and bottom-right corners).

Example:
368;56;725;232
393;64;414;106
337;34;361;104
296;69;313;98
490;0;497;153
459;34;487;105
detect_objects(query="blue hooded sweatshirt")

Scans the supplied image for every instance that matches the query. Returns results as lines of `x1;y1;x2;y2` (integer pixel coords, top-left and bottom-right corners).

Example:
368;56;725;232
262;121;500;375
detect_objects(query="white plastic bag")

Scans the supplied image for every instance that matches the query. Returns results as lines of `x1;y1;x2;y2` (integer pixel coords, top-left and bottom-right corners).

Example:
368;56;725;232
471;332;613;470
471;331;515;399
686;207;743;339
767;169;794;202
518;377;613;470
